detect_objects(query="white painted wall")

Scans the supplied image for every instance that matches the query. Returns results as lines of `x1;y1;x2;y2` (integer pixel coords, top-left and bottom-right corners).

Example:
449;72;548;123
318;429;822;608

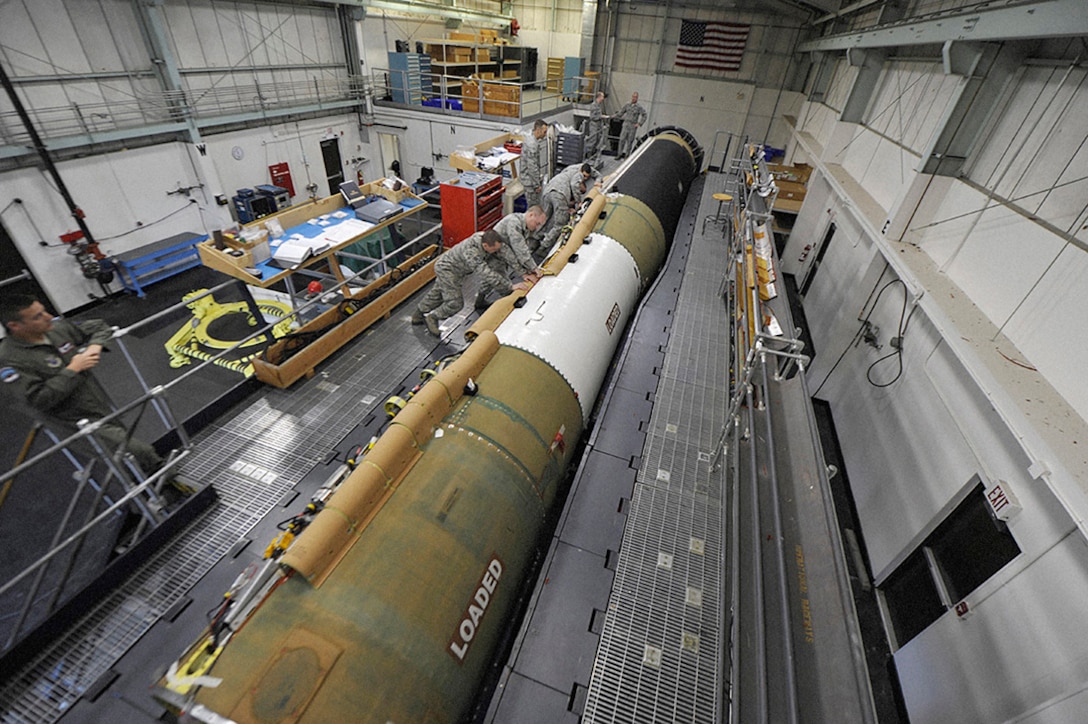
0;101;543;314
9;2;1088;722
2;113;370;312
3;145;212;313
790;48;1088;723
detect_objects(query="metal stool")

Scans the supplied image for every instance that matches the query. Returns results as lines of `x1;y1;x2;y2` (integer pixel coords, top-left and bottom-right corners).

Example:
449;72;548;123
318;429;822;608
702;192;733;235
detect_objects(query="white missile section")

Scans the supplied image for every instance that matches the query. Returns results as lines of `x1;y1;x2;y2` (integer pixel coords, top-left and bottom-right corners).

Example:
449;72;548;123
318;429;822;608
496;232;641;422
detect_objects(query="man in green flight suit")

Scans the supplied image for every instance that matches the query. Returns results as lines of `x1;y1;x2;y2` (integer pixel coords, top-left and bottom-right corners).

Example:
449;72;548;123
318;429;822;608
0;294;165;476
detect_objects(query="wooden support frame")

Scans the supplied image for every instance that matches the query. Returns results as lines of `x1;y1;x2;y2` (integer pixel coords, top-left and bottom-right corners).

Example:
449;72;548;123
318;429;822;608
197;181;425;289
251;246;439;389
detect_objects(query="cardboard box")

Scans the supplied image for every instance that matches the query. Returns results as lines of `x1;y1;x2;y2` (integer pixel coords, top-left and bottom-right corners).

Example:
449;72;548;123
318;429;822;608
777;179;807;201
769;163;812;185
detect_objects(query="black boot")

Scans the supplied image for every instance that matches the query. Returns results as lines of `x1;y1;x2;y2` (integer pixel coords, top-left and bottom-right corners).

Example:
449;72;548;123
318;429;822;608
474;292;489;312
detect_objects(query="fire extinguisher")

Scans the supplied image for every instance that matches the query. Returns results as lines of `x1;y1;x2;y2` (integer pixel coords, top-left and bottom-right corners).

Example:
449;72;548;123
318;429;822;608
356;170;364;185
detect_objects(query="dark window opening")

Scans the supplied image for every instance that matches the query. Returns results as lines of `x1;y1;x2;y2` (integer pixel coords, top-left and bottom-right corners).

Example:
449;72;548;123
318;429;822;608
321;137;344;196
799;221;835;296
880;481;1020;647
930;486;1021;602
883;549;945;646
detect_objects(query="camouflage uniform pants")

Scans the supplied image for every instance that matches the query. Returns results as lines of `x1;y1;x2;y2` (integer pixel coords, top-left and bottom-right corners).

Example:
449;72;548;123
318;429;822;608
417;271;468;321
540;191;572;251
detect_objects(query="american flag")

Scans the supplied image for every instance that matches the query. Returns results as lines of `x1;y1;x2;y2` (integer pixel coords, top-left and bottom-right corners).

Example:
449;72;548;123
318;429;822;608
675;20;749;73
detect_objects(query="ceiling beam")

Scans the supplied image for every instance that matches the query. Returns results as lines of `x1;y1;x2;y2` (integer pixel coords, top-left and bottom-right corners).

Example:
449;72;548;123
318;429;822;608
303;0;515;27
813;0;885;26
798;0;1088;53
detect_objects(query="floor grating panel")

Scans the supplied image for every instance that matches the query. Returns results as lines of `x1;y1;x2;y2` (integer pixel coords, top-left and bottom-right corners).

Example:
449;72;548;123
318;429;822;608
0;303;440;724
583;177;731;723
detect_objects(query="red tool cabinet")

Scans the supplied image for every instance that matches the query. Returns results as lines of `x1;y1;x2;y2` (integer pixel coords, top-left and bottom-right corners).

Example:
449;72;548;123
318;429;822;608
440;171;504;248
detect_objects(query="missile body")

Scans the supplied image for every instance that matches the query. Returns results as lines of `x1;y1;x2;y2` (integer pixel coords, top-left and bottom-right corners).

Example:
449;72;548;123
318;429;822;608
162;128;702;723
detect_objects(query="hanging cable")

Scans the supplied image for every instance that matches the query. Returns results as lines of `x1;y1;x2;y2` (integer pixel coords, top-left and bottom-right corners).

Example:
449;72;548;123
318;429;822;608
811;320;866;399
812;266;923;396
865;281;919;388
811;263;890;398
95;202;199;241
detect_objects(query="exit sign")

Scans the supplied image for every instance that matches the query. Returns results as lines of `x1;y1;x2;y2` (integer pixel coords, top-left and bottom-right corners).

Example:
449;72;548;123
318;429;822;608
986;481;1022;522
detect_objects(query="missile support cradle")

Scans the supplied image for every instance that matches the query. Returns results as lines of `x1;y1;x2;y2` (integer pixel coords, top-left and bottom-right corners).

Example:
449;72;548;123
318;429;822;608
156;128;703;723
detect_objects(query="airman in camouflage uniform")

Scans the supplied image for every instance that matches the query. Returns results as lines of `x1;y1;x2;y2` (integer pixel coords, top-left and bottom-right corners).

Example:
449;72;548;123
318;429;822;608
583;91;609;164
520;120;550;209
412;230;527;336
476;208;547;310
616;91;647;159
539;163;594;255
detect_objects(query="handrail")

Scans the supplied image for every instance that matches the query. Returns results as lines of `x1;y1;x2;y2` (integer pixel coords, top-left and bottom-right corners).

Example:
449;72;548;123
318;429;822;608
1;226;440;486
718;145;877;721
0;217;443;652
372;66;585;122
759;345;801;724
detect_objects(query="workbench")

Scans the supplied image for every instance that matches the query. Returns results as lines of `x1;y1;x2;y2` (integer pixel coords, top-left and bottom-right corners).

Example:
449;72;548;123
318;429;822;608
449;131;525;180
197;180;426;293
111;231;205;297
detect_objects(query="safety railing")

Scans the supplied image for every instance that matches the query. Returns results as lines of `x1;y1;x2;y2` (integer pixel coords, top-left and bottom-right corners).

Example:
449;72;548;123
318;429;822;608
714;144;878;723
0;75;362;150
373;67;590;122
0;219;443;653
0;66;596;160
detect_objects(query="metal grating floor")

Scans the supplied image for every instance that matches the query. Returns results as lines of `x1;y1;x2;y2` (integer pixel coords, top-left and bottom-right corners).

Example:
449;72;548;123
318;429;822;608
3;173;743;724
582;177;732;723
0;302;440;724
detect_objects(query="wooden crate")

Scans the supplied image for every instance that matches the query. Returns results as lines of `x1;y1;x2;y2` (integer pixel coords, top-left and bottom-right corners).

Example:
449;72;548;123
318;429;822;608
486;83;521;117
579;70;600;102
461;79;519;116
424;43;445;62
462;79;481;112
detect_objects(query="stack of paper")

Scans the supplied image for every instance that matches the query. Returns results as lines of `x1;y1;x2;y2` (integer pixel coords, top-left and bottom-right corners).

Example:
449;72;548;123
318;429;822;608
324;218;374;244
272;238;314;266
271;237;331;266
